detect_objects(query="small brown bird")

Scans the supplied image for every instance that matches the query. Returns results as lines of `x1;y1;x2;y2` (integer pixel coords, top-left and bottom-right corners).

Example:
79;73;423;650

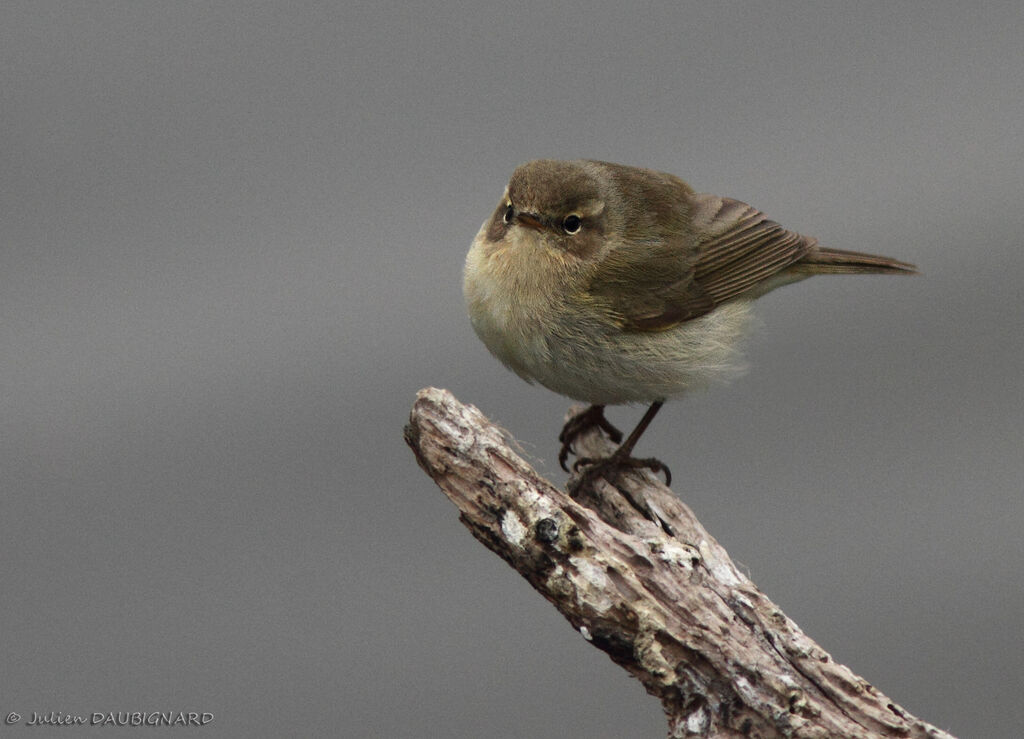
464;159;916;486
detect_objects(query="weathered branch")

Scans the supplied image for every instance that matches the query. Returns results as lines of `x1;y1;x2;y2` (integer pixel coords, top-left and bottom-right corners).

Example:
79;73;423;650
404;387;955;739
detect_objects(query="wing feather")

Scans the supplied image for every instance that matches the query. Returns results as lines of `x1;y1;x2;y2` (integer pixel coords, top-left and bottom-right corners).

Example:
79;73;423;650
587;191;817;331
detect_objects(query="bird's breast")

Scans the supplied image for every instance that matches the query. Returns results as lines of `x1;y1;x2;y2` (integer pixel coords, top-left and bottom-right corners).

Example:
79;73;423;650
463;234;583;382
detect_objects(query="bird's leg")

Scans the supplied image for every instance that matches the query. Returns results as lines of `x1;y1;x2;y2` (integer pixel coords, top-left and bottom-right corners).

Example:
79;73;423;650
558;404;623;472
570;400;671;492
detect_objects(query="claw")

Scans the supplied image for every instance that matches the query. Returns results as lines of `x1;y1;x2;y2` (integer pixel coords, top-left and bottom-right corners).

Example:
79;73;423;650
572;454;672;487
561;397;671;513
558;405;622;472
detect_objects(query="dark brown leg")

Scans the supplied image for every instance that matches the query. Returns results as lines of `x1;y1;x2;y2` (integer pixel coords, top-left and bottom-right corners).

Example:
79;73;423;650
571;400;672;488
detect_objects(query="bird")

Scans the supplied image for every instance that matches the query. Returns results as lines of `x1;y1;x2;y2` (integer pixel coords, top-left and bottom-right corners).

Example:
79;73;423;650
463;159;916;489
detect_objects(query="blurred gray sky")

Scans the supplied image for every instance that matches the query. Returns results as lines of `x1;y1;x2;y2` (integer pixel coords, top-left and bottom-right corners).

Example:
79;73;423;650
2;2;1022;737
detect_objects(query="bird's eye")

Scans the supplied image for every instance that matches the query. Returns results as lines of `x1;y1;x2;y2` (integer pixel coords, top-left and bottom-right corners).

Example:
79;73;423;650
503;204;514;224
562;214;582;234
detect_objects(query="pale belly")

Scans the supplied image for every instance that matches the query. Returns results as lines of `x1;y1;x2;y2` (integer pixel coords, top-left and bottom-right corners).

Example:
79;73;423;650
468;281;753;405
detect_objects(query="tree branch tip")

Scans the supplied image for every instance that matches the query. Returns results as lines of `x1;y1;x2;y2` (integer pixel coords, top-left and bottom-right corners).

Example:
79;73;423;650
404;388;956;739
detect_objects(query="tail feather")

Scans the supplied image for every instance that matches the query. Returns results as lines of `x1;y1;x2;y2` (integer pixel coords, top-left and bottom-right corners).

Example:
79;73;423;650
792;247;918;276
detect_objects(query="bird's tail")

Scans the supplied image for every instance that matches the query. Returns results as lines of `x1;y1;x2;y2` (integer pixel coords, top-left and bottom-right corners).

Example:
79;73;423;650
792;247;918;275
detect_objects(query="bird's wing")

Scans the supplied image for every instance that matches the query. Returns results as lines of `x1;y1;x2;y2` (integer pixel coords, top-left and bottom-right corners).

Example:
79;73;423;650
587;194;816;332
689;194;817;304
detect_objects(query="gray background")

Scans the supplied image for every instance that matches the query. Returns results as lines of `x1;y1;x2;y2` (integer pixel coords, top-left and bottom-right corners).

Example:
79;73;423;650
2;2;1021;737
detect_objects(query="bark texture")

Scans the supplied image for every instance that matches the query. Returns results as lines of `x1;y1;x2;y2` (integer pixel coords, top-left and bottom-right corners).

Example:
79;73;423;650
404;387;955;739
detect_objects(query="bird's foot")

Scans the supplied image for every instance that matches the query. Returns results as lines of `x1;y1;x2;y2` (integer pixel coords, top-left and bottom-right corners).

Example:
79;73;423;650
569;452;672;495
558;405;623;472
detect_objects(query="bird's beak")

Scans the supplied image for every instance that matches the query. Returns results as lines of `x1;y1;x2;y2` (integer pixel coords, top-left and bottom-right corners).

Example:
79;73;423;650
515;212;545;231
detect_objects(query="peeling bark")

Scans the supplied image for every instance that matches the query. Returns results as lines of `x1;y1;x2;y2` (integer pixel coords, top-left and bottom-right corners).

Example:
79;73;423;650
404;388;956;739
